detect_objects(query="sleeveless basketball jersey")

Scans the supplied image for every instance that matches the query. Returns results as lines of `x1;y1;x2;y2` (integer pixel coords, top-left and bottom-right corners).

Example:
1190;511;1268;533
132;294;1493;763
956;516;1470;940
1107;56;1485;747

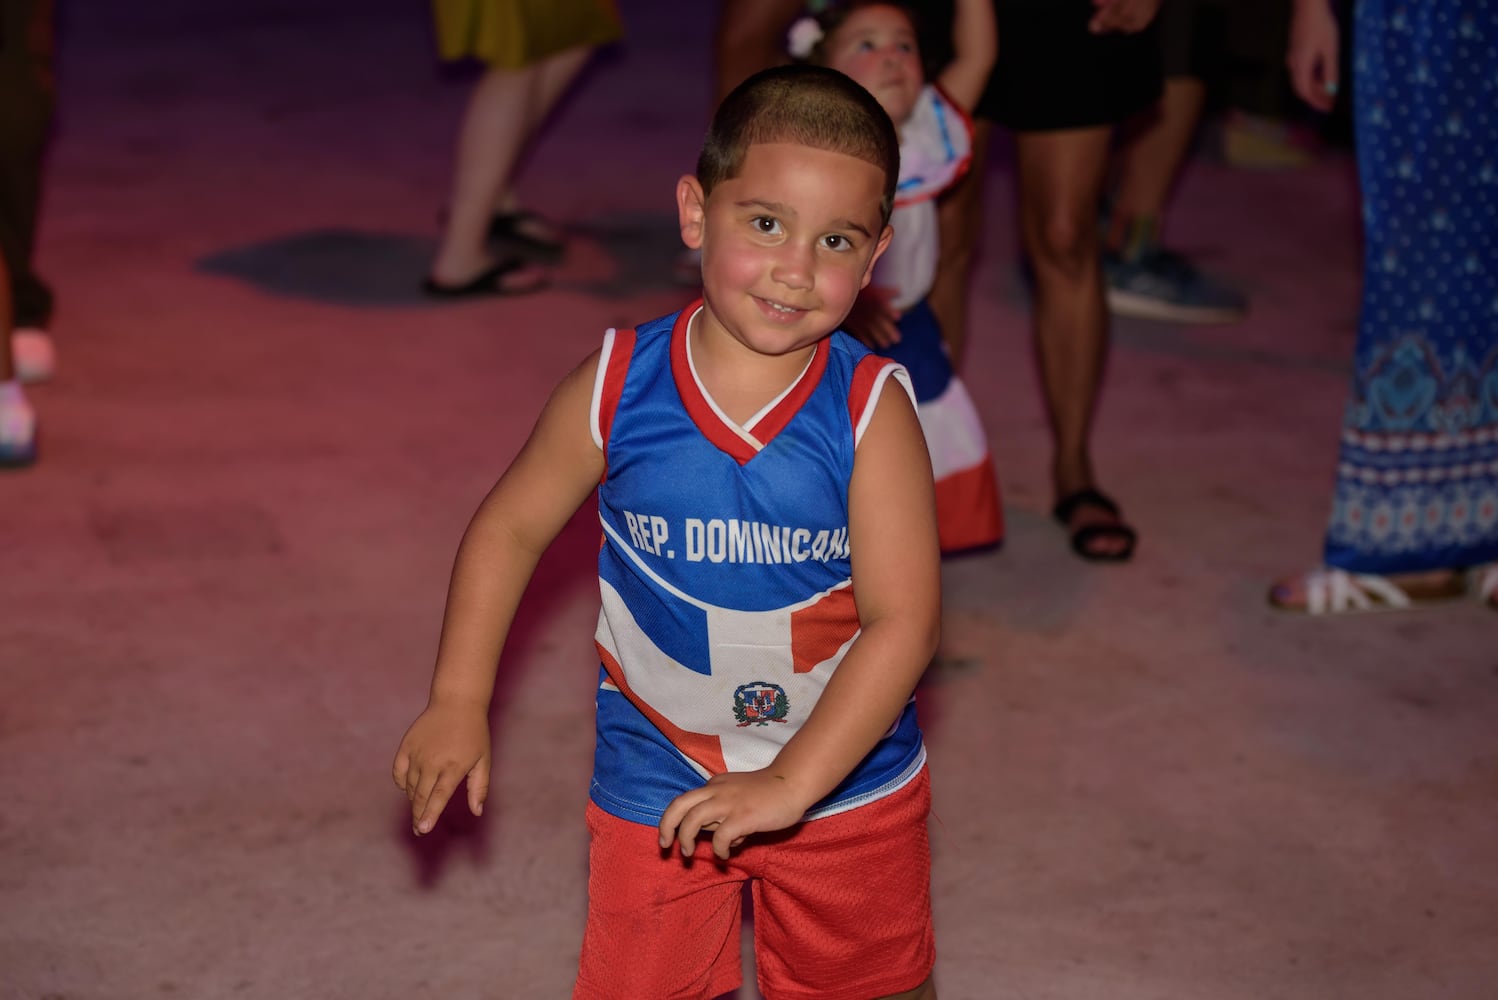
587;303;927;827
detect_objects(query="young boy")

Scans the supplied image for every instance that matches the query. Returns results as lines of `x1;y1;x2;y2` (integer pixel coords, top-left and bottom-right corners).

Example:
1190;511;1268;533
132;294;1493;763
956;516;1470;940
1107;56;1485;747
393;65;944;1000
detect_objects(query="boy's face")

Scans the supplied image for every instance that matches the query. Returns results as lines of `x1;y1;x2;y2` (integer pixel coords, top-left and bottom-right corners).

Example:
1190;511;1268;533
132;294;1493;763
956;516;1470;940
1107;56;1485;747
678;142;892;361
823;5;923;126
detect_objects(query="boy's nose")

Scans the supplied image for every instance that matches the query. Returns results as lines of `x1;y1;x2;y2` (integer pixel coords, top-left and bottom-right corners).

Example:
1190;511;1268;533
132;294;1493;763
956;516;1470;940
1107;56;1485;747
771;242;814;291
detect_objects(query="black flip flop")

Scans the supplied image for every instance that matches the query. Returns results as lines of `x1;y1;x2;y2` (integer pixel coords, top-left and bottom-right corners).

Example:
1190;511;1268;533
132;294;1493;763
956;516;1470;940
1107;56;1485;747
1052;488;1137;563
421;258;549;299
487;210;566;258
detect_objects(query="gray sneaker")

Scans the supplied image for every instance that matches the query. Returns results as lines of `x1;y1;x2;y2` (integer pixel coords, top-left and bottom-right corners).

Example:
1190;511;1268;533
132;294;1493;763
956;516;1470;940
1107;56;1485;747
1104;246;1248;323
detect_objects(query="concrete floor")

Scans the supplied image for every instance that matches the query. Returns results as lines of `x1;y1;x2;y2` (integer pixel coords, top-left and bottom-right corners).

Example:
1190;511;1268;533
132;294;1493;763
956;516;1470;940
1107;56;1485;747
3;1;1495;998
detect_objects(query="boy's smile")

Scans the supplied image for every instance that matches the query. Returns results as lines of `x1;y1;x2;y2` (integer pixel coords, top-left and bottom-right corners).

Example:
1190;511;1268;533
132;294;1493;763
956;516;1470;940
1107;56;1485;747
677;142;892;374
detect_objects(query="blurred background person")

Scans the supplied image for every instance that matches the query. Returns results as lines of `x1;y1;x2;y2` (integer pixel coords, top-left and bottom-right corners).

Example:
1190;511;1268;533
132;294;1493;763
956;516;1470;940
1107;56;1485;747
712;0;805;105
2;0;58;386
1271;0;1498;613
1103;0;1260;325
803;0;1005;556
424;0;622;297
981;0;1162;562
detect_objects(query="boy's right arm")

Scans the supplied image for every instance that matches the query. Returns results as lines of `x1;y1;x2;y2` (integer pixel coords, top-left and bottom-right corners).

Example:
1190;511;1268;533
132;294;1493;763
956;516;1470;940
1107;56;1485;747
392;350;606;835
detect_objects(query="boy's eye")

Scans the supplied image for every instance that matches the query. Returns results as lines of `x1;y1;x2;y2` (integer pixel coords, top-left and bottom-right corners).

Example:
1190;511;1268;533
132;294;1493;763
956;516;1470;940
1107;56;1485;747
752;216;783;235
821;234;852;252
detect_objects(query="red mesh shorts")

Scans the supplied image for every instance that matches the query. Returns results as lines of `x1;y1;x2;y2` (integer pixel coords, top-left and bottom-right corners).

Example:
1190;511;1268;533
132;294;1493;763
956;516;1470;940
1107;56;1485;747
573;768;934;1000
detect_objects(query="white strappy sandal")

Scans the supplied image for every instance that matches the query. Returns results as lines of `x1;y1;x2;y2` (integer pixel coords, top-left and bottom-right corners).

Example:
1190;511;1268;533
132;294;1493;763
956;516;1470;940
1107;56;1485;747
1269;567;1467;615
1477;565;1498;611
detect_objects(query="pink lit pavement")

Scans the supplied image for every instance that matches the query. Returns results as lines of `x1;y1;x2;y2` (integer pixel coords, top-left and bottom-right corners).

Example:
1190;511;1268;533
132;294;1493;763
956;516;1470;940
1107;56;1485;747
3;1;1495;997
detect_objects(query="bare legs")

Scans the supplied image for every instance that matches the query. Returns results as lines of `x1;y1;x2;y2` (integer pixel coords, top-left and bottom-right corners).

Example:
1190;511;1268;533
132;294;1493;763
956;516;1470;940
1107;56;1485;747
929;119;993;369
0;251;13;382
428;46;592;287
712;0;805;105
1015;126;1133;557
1107;76;1207;248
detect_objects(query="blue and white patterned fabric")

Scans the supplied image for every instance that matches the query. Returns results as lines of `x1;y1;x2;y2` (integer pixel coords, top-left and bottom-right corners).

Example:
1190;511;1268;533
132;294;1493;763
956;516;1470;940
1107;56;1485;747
1324;0;1498;573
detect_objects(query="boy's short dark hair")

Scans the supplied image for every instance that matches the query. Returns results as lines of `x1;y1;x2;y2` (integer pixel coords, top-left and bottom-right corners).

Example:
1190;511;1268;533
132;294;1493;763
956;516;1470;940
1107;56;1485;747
697;65;900;225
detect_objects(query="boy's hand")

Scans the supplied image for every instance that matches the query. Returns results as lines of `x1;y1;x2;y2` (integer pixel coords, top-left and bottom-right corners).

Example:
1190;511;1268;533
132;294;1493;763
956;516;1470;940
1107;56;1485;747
658;770;811;860
392;702;491;836
841;286;902;349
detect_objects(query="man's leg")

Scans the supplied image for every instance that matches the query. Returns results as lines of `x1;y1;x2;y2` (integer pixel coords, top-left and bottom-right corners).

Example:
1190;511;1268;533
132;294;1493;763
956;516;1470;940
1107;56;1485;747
1107;76;1207;249
1104;0;1247;323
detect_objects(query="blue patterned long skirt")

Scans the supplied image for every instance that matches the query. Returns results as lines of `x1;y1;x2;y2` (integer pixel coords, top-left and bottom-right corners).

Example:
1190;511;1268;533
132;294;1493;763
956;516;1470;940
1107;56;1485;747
1323;0;1498;573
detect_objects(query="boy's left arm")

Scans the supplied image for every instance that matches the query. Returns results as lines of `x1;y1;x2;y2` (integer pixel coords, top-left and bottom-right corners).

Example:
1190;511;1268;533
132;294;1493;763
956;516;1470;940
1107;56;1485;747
658;382;941;859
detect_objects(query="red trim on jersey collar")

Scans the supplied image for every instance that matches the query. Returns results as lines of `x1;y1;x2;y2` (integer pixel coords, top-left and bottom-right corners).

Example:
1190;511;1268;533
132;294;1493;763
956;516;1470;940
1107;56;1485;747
670;300;829;466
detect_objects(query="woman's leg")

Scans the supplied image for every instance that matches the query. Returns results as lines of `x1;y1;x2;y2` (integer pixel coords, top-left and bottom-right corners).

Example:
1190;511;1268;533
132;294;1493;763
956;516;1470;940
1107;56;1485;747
1015;125;1134;557
491;45;593;239
429;46;590;286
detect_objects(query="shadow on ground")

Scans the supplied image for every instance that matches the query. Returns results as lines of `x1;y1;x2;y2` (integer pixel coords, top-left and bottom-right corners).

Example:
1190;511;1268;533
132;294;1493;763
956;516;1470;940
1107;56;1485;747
197;214;692;307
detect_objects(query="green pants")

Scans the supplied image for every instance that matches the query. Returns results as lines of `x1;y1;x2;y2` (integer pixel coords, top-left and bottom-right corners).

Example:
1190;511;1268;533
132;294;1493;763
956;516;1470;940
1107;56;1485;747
0;0;55;329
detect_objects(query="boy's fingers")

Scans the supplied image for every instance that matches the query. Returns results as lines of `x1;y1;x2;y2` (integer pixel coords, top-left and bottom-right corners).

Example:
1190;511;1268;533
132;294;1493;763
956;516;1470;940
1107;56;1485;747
676;802;716;856
675;813;703;856
403;763;422;802
711;823;740;860
466;758;490;817
415;774;457;834
411;767;445;823
658;800;686;848
392;751;410;790
658;788;709;848
678;801;730;856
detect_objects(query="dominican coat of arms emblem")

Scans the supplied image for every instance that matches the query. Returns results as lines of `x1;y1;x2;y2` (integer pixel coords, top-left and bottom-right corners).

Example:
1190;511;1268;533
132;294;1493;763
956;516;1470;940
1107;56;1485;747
732;681;790;727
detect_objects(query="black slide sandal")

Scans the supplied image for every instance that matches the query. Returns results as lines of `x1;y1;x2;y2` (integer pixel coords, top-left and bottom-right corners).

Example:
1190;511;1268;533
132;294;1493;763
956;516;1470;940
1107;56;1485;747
487;210;566;258
1052;488;1137;563
421;258;549;298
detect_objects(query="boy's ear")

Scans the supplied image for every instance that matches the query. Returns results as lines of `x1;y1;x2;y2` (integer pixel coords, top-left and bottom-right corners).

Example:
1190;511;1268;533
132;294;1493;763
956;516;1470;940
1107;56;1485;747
676;175;707;250
860;224;896;289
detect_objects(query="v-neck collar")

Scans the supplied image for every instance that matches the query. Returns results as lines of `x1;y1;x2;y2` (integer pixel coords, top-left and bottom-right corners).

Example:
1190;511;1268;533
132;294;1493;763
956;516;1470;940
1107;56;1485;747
670;301;828;465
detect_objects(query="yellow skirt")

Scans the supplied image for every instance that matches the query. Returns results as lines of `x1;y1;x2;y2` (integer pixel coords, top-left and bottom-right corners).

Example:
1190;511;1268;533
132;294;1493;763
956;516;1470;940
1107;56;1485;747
431;0;623;69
